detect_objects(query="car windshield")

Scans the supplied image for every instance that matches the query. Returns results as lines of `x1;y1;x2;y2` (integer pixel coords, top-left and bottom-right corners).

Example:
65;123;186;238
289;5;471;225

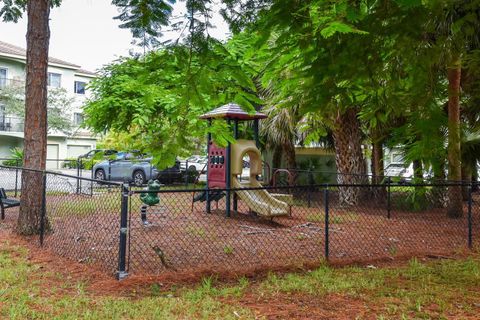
387;164;404;169
186;156;198;162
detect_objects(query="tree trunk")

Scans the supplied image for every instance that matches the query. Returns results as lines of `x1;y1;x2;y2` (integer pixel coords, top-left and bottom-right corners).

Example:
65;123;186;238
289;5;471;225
461;164;471;201
371;139;384;184
432;160;447;207
332;108;367;206
16;0;51;235
283;141;296;170
472;165;478;192
272;145;282;170
446;58;463;218
413;160;423;182
371;136;387;203
283;140;297;184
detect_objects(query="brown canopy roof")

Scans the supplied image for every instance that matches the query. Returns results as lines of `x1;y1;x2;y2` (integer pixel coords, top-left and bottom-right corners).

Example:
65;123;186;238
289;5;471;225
199;103;267;120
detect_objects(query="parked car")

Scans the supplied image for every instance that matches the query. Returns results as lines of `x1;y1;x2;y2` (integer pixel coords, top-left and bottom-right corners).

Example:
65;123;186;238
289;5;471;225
92;153;184;186
385;163;414;181
180;155;208;173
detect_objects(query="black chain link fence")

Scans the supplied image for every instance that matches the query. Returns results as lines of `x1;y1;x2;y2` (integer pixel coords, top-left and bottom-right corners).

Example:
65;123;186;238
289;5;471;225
0;165;123;275
0;165;478;279
126;182;478;276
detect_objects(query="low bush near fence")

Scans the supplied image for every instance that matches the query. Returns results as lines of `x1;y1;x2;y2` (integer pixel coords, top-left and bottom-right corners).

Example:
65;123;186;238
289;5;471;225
61;158;101;170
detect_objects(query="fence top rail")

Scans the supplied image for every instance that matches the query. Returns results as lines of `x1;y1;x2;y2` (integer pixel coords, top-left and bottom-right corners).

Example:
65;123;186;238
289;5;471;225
129;181;476;194
0;158;91;161
46;171;123;185
272;167;472;179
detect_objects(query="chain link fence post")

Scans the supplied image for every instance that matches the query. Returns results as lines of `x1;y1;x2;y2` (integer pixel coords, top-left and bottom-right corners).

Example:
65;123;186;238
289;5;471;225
79;158;83;193
14;159;19;197
307;168;312;208
387;177;391;219
185;160;189;186
76;158;81;194
324;185;329;260
90;159;94;196
108;161;112;192
117;183;129;280
39;172;47;246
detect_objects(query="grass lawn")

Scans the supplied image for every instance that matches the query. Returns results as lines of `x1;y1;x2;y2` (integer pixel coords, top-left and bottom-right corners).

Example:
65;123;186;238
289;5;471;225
1;237;480;319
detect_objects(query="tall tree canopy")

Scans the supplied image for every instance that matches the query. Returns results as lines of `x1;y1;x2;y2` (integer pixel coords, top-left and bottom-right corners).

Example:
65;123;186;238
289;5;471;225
84;0;480;213
4;0;480;218
112;0;175;48
84;37;260;167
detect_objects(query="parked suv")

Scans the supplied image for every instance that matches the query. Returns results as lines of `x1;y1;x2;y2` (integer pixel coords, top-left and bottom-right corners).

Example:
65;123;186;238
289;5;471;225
93;153;184;186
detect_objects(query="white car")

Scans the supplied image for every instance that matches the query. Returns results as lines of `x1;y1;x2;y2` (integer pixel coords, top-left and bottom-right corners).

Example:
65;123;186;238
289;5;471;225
180;155;208;173
385;163;414;180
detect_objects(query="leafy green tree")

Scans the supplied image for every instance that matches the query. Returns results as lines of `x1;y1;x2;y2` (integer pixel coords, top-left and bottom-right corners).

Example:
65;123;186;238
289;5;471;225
96;129;144;152
259;104;300;171
78;0;480;216
0;0;176;234
238;0;419;206
112;0;175;48
224;0;480;213
84;40;260;168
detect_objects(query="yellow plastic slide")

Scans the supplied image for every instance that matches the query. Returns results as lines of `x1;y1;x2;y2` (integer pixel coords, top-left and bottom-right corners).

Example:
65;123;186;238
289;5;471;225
232;176;289;217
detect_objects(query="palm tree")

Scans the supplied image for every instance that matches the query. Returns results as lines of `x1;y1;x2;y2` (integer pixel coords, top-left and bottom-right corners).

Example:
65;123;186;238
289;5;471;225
260;104;334;186
331;107;369;206
425;0;480;217
259;104;300;171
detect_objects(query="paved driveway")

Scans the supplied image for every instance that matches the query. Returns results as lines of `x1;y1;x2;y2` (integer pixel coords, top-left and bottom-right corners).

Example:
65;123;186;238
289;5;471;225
0;168;97;194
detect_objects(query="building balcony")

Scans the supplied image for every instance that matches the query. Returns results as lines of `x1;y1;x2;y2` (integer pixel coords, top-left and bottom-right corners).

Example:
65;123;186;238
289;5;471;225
0;116;24;133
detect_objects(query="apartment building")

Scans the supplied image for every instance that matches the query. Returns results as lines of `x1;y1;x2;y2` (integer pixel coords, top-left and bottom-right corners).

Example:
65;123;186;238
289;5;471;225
0;40;97;168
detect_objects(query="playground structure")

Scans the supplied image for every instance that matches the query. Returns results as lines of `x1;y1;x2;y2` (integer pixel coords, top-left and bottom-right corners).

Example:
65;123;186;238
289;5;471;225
195;103;291;218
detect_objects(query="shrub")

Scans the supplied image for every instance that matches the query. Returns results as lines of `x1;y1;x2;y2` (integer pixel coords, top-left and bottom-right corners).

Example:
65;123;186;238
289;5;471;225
62;158;80;169
84;159;101;170
61;158;101;170
392;187;432;212
2;148;23;166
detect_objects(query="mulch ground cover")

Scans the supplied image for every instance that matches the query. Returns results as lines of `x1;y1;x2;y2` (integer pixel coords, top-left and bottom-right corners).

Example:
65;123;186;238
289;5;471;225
1;190;478;281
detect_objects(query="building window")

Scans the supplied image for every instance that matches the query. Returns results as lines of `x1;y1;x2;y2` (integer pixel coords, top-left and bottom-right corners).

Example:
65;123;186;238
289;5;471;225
48;72;61;88
74;81;86;94
74;112;84;126
0;68;7;88
0;105;6;131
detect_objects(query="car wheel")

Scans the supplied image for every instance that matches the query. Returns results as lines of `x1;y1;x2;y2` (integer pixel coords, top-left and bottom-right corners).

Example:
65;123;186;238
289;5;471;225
133;170;146;186
95;169;106;181
188;165;197;172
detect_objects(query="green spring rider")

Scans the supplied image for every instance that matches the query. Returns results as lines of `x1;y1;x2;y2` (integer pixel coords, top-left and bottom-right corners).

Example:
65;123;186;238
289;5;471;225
140;180;161;225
